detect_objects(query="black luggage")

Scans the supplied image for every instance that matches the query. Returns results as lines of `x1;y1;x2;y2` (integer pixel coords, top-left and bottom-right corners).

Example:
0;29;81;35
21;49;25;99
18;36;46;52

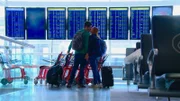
46;64;63;87
101;66;114;88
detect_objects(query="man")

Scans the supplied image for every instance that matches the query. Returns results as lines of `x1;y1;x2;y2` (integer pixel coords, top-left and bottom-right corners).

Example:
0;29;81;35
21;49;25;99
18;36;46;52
67;21;92;88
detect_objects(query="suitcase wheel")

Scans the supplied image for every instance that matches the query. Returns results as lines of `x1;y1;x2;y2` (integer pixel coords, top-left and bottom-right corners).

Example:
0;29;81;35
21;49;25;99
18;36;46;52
103;85;110;89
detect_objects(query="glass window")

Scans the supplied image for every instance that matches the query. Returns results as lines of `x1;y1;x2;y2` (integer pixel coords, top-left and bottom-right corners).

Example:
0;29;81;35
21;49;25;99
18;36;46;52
0;7;4;18
173;5;180;15
7;0;109;2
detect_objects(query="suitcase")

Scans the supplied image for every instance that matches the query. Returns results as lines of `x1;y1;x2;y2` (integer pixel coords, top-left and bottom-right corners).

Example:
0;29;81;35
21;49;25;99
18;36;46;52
46;64;63;87
101;66;114;88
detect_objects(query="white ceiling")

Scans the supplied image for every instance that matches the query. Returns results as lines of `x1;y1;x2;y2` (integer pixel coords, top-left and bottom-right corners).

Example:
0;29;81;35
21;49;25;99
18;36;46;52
8;0;109;1
0;0;178;7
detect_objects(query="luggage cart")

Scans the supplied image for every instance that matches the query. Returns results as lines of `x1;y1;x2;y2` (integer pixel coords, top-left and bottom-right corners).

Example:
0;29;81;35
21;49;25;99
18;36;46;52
0;53;29;85
34;52;64;85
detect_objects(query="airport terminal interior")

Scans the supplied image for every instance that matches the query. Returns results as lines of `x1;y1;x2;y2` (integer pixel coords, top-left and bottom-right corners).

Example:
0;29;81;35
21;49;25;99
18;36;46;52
1;0;180;101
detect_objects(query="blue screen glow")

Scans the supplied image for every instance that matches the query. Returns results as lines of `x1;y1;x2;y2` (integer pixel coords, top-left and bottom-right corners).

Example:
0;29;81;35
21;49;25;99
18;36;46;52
130;7;150;40
68;7;86;39
5;7;25;39
152;6;173;16
109;7;128;40
47;8;66;39
89;7;107;39
26;8;46;39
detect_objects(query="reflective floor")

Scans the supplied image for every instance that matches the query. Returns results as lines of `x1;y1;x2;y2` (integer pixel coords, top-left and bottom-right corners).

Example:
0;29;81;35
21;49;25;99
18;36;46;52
0;80;180;101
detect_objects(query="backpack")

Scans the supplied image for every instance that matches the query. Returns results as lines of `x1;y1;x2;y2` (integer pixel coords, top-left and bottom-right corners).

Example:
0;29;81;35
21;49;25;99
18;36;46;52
72;30;84;51
97;39;107;57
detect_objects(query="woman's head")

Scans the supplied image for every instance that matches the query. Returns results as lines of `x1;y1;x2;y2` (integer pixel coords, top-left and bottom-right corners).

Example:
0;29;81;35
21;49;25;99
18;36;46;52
91;27;99;35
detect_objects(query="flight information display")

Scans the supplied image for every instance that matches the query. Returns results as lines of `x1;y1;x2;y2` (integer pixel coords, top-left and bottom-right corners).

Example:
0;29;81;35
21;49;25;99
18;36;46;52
26;8;46;39
109;7;128;40
47;8;66;39
68;7;86;39
89;7;107;39
5;7;25;39
152;6;173;16
130;7;150;40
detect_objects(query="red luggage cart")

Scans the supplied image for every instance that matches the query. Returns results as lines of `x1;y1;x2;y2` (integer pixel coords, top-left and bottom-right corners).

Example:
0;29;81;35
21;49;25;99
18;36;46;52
61;53;74;85
34;52;64;85
0;53;29;85
62;54;108;86
76;55;108;85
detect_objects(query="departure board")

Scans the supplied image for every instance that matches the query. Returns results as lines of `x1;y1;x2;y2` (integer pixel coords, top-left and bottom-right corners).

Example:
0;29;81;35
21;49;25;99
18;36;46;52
89;7;107;39
47;8;66;39
26;8;46;39
152;6;173;16
5;7;25;39
68;7;86;39
109;7;128;40
130;7;150;40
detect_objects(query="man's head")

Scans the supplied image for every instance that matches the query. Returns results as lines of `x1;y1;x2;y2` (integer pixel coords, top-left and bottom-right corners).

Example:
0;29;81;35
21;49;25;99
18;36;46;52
84;21;92;32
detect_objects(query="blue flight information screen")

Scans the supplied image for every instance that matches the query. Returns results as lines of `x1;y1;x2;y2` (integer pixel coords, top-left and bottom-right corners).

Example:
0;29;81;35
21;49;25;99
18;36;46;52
47;8;66;39
68;7;86;39
26;8;46;39
109;7;128;40
130;7;150;40
89;7;107;39
152;6;173;16
5;7;25;39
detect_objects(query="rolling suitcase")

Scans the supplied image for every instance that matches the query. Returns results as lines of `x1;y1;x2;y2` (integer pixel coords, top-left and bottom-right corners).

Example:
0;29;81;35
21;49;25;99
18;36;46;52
46;64;63;87
101;66;114;88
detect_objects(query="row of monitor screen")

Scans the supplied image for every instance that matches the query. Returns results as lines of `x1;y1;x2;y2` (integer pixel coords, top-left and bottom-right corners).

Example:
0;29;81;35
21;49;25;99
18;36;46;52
5;6;173;40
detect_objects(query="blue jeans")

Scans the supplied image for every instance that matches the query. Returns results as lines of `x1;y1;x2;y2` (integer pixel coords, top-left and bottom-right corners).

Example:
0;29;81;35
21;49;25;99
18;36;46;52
68;53;86;85
89;56;101;85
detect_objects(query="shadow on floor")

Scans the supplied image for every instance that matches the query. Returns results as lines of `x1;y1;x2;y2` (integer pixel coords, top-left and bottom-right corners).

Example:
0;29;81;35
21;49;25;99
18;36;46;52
111;89;180;101
0;88;25;95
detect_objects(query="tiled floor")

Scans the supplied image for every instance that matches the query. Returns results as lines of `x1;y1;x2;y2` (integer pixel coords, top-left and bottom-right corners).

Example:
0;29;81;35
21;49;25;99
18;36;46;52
0;81;111;101
0;80;180;101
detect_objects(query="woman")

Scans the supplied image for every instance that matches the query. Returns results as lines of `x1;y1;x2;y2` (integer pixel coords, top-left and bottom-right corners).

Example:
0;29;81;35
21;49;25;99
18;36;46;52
88;27;102;88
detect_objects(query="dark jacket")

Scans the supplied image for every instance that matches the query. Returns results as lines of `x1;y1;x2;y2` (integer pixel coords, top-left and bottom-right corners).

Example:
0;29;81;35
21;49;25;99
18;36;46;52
88;34;99;57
